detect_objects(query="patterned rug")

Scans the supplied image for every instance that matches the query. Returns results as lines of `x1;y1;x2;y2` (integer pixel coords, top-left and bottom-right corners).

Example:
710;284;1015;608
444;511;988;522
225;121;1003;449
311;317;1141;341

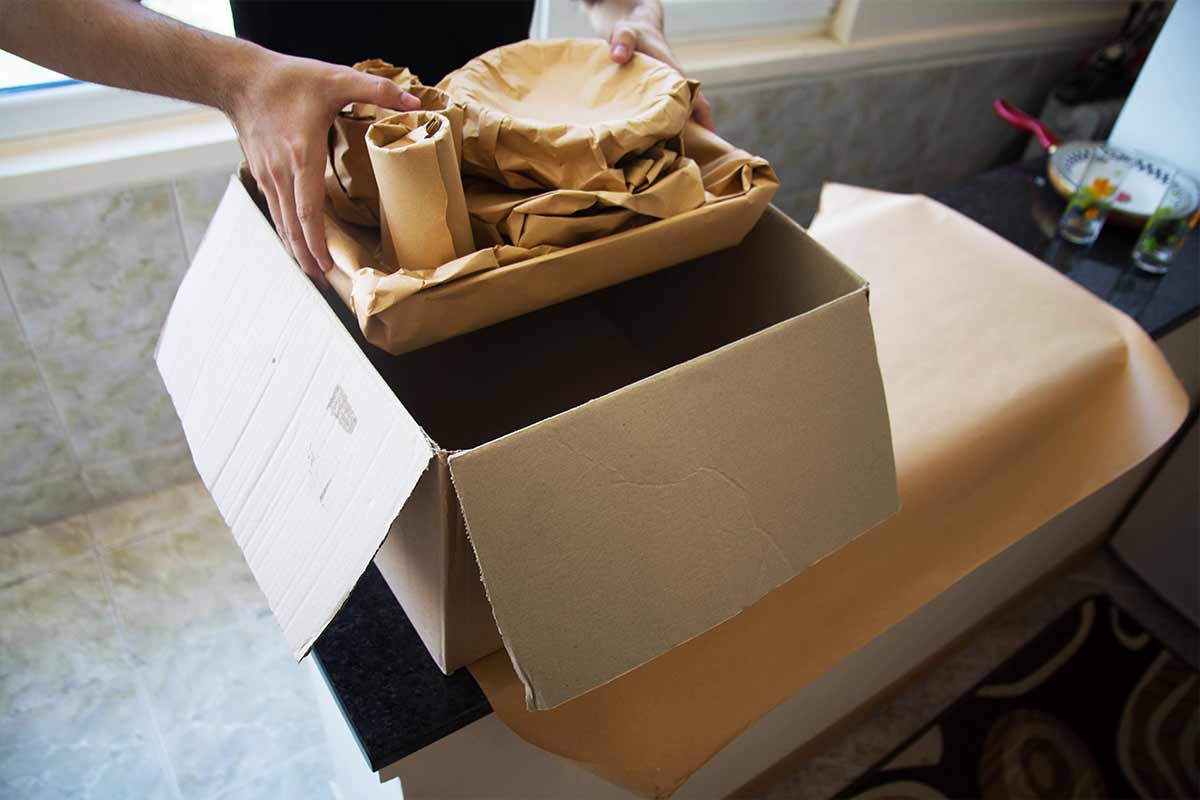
838;595;1198;799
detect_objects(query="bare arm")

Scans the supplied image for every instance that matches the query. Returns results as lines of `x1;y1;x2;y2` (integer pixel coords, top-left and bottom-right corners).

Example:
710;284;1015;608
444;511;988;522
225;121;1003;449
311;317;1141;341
0;0;419;282
583;0;715;130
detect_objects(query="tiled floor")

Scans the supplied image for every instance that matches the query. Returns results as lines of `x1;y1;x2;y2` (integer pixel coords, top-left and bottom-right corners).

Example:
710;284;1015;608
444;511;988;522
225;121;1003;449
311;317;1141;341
1;480;1195;799
0;481;333;800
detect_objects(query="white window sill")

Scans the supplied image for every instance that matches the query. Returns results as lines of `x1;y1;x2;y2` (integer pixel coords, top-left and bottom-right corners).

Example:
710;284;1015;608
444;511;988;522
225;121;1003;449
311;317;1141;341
0;6;1124;209
0;105;241;209
677;7;1125;86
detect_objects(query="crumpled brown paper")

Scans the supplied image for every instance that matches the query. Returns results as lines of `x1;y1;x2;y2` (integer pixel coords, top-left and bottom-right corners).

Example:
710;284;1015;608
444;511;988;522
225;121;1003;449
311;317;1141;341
325;62;469;228
325;122;775;353
367;111;474;271
438;39;699;192
465;148;706;248
465;185;1189;798
321;42;777;354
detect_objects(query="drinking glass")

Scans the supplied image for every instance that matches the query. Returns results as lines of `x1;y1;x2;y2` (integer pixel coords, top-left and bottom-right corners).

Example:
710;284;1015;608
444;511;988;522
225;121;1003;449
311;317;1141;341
1132;172;1200;275
1058;146;1132;245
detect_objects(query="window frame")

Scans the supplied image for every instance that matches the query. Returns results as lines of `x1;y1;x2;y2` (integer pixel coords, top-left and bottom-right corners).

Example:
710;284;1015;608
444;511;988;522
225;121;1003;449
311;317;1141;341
2;1;1134;143
0;82;200;142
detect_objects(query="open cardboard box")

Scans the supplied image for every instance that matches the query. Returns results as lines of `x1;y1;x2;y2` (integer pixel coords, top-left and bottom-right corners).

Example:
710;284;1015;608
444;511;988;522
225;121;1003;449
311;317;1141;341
156;175;900;710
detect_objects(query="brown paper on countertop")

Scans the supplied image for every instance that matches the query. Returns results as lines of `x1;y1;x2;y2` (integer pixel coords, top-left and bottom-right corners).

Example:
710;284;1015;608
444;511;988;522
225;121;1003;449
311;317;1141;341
466;185;1189;798
325;124;775;354
438;39;699;191
366;111;474;271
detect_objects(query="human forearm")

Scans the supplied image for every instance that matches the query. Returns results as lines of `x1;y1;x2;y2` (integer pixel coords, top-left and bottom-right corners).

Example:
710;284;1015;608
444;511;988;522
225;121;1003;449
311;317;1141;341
1;0;421;283
0;0;261;114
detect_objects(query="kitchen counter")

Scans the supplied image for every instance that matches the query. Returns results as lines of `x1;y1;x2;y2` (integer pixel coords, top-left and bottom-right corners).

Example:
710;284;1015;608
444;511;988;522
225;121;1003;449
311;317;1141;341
311;155;1199;774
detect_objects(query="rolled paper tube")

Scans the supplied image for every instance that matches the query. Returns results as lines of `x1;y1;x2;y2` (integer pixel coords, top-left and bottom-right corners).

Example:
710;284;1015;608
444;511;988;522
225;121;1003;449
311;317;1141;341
325;61;419;226
367;111;475;272
326;83;464;227
406;85;465;167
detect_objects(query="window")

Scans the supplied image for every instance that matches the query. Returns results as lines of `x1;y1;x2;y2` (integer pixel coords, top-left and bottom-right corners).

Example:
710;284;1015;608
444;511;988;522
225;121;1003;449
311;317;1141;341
0;0;234;140
663;0;837;42
531;0;838;42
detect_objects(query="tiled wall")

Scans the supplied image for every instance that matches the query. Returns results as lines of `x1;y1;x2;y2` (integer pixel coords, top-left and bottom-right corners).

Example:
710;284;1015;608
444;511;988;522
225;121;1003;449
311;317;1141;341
0;45;1088;534
708;48;1083;225
0;173;229;532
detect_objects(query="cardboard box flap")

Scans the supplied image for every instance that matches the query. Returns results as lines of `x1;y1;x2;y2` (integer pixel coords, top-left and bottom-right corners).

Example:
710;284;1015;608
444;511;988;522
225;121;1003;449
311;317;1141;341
448;289;899;709
156;178;434;660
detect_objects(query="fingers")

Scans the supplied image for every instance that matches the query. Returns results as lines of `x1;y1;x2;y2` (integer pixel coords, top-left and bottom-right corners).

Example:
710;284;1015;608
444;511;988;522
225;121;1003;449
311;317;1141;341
344;70;421;113
295;162;335;276
692;90;716;132
270;162;327;286
251;160;290;259
610;23;638;64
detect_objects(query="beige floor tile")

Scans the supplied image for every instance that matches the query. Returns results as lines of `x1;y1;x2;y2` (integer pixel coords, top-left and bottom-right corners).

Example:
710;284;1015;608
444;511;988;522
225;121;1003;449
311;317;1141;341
83;441;200;509
0;555;127;716
101;516;267;661
0;514;92;583
212;746;334;800
0;279;26;362
0;472;95;534
0;353;75;485
39;334;185;467
88;479;220;551
0;183;188;352
0;673;178;800
140;615;326;799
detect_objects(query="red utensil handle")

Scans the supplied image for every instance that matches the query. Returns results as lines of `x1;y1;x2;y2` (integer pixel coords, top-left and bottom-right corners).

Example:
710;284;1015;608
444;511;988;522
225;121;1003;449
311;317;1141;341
993;98;1061;151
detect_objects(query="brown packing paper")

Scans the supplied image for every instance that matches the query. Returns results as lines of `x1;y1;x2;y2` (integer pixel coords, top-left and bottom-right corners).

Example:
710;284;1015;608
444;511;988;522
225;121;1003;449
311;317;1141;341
466;185;1188;797
439;39;700;191
328;85;465;228
324;60;421;227
345;59;417;117
464;153;705;248
366;111;474;272
325;124;777;354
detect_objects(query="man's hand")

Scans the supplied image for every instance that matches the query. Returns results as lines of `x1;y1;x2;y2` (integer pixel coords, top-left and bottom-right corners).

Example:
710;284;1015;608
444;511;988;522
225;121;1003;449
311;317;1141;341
227;53;419;284
0;0;422;285
585;0;715;131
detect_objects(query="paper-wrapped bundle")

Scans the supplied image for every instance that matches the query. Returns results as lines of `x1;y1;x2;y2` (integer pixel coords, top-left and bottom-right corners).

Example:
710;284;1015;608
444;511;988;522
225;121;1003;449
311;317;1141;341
325;61;467;230
325;123;778;353
366;110;475;271
438;39;699;192
465;146;706;248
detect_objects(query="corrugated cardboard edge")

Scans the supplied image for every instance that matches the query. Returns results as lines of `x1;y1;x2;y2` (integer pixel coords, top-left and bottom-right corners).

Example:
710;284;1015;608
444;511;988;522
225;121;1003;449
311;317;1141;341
155;175;436;661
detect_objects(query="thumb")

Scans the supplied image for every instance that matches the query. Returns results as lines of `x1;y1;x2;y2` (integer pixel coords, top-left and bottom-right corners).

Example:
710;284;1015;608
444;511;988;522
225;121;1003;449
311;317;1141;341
610;23;638;64
347;71;421;112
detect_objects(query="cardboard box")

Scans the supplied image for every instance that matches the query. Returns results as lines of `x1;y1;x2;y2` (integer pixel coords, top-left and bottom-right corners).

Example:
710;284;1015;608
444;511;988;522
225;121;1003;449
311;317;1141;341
156;177;900;710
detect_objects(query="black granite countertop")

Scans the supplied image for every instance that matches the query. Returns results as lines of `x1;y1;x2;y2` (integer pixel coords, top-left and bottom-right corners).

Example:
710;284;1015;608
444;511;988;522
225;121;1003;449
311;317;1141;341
935;158;1198;340
311;156;1199;774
